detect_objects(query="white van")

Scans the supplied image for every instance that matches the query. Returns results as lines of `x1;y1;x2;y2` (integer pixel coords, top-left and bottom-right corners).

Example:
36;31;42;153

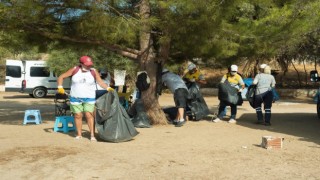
5;60;70;98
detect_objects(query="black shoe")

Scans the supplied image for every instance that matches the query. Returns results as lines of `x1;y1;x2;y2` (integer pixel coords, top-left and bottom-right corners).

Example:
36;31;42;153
175;121;186;127
255;121;265;125
265;122;271;126
168;120;178;125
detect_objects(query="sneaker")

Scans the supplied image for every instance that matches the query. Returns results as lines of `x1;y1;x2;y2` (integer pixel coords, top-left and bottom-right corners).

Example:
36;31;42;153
212;118;221;123
172;120;179;125
90;136;97;142
228;119;237;123
75;136;82;140
175;120;186;127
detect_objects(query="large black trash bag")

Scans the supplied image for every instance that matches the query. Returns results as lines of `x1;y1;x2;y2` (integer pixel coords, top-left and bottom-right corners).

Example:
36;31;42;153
130;99;152;128
246;85;257;108
187;83;209;120
95;91;139;143
218;81;242;105
163;107;179;122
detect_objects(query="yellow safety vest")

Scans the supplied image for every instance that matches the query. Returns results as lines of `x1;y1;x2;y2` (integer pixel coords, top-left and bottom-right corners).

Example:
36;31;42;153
223;73;242;85
184;70;202;80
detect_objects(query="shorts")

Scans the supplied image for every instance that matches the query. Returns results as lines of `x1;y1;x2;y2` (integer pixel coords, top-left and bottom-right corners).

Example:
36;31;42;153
174;88;189;108
70;97;95;113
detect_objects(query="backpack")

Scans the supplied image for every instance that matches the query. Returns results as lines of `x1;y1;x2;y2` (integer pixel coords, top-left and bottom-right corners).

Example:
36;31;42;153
136;71;150;91
72;65;96;79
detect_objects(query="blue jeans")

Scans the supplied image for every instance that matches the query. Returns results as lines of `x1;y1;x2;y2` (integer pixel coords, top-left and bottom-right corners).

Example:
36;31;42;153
221;107;227;116
218;101;237;119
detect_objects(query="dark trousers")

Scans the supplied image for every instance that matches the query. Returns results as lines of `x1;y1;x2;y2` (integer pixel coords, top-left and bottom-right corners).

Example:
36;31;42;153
218;101;237;119
254;91;273;123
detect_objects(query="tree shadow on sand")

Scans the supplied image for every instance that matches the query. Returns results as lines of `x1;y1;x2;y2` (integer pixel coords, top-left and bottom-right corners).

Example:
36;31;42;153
0;100;56;125
237;112;320;145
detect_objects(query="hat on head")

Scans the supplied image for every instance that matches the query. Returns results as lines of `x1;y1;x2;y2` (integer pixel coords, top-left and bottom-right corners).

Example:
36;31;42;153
230;65;238;72
80;56;93;66
188;63;197;71
260;64;267;69
162;68;169;73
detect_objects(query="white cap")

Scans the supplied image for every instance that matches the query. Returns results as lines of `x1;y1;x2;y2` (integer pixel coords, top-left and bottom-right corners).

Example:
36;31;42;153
162;68;169;73
188;63;196;71
260;64;267;69
230;65;238;71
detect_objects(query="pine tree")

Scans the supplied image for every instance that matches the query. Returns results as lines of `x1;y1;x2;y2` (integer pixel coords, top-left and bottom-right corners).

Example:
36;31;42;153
1;0;320;124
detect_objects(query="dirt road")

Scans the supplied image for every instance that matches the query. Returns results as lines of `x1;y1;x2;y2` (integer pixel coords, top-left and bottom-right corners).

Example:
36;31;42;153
0;92;320;179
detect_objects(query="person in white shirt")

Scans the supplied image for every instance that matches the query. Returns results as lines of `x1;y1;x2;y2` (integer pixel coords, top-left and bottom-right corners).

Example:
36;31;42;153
252;65;276;126
57;56;114;141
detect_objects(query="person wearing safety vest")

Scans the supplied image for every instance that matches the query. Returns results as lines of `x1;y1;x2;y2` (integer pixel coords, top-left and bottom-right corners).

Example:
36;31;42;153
213;65;245;124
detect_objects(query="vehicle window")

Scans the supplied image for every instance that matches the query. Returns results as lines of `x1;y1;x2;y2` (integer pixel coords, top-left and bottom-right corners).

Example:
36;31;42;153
30;67;50;77
6;65;21;78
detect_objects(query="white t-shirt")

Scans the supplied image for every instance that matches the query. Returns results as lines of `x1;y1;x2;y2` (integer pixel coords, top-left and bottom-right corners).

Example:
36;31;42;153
253;73;276;95
70;69;96;98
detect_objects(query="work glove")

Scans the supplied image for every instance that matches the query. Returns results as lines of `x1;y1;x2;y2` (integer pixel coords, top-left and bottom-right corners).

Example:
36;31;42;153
57;86;65;94
107;87;114;92
238;88;243;93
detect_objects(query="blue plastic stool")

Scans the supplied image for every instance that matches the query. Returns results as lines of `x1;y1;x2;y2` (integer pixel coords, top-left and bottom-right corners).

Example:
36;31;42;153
23;110;42;125
54;116;76;133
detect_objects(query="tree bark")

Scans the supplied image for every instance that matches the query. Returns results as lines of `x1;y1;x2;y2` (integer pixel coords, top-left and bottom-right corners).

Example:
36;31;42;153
302;58;308;86
291;59;302;88
139;0;167;125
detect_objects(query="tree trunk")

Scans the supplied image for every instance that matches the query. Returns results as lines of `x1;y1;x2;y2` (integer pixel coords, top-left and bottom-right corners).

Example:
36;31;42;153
277;57;289;87
139;0;167;125
291;59;302;88
302;58;308;86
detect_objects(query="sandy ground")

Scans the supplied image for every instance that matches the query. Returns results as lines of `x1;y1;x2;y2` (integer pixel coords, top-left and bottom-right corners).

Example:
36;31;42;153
0;92;320;180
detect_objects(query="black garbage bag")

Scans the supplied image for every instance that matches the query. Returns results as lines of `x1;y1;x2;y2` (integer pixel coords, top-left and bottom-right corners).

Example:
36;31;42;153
130;99;152;128
246;85;257;108
163;106;179;122
218;81;242;105
95;91;139;143
187;83;209;120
